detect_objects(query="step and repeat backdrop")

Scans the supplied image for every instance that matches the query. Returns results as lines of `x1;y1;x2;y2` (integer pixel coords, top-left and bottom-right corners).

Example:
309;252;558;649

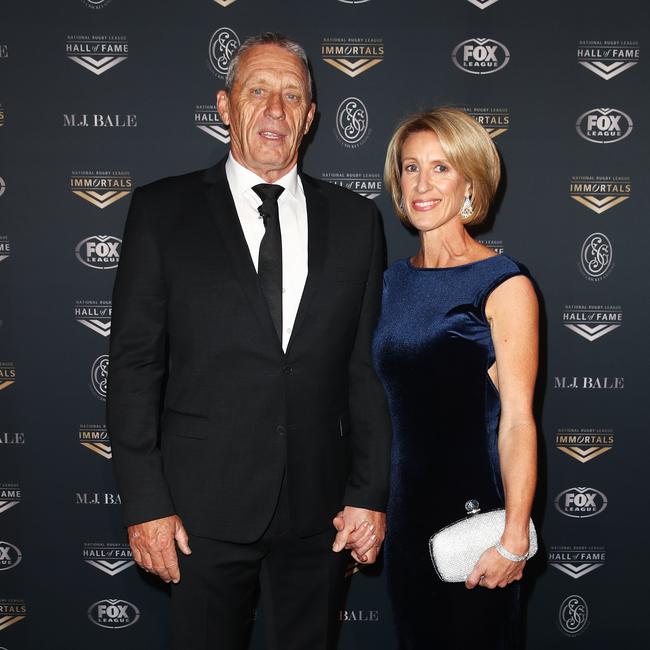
1;0;649;648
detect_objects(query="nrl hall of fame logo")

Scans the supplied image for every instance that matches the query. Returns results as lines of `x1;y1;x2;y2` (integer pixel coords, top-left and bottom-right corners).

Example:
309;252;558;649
0;598;27;631
208;27;240;79
321;37;384;78
75;299;112;337
562;304;622;342
90;354;109;400
0;235;10;263
83;542;134;576
88;598;140;629
555;427;614;463
75;235;121;270
66;35;128;76
0;361;16;391
580;232;613;281
576;107;633;144
555;486;608;519
82;0;114;9
71;170;132;209
570;175;631;213
79;424;112;459
549;545;606;580
577;40;639;80
477;238;504;254
465;107;510;139
0;540;22;571
0;482;21;515
321;172;382;199
558;594;589;637
335;97;370;148
195;103;229;143
452;38;509;75
466;0;500;8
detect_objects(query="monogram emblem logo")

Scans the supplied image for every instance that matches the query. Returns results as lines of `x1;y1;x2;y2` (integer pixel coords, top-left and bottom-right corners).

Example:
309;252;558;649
91;355;109;400
580;233;612;279
558;595;589;636
209;27;240;77
336;98;369;145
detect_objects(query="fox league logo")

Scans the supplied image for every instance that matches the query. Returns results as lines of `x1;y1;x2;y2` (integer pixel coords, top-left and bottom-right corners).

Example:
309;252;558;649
0;541;22;571
75;235;121;269
555;487;607;518
576;108;633;143
88;599;140;629
452;38;509;74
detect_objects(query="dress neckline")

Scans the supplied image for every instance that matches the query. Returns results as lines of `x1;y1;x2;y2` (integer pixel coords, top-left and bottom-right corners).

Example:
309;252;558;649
406;254;504;272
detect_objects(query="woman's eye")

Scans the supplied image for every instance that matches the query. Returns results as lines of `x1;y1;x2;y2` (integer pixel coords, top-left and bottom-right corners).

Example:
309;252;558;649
434;164;448;173
404;164;418;173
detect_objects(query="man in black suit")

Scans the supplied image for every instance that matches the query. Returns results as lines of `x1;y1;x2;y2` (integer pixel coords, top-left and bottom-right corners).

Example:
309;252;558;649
107;32;391;650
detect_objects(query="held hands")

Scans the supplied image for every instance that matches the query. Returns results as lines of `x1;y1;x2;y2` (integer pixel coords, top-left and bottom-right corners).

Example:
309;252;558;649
331;507;386;565
128;515;192;584
465;544;526;590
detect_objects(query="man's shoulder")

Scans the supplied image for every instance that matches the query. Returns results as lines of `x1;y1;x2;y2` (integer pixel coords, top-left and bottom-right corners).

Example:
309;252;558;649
136;166;214;201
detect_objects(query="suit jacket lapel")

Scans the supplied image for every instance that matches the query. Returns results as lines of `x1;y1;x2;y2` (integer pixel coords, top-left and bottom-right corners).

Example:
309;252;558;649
202;159;282;349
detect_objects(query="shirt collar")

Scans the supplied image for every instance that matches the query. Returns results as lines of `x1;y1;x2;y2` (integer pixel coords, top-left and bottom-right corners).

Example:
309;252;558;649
226;152;299;202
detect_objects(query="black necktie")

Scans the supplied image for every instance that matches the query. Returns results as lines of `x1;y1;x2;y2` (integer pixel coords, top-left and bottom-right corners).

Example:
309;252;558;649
253;183;284;341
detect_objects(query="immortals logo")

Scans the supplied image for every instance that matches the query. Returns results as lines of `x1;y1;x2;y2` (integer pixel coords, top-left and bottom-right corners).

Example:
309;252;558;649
555;487;608;519
549;545;606;579
82;0;113;9
0;483;21;515
578;40;639;80
0;361;16;391
208;27;240;79
76;491;121;505
580;232;613;281
88;599;140;629
75;299;112;337
478;238;504;254
83;543;134;576
90;355;109;401
75;235;121;270
195;103;229;143
467;0;500;7
66;35;128;75
321;172;382;199
71;171;132;209
576;108;633;144
554;376;624;390
0;176;5;196
570;175;631;213
321;37;384;78
0;432;25;445
0;541;22;571
63;113;137;128
452;38;509;75
0;236;10;262
335;97;370;148
465;107;510;139
0;599;27;631
339;610;379;622
79;424;112;459
556;427;614;463
563;304;622;341
558;595;589;637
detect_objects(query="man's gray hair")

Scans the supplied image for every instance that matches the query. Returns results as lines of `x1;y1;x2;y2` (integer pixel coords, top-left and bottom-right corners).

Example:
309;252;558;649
225;32;313;101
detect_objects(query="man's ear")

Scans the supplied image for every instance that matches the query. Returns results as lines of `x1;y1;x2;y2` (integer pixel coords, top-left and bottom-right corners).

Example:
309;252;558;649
217;90;230;126
304;102;316;135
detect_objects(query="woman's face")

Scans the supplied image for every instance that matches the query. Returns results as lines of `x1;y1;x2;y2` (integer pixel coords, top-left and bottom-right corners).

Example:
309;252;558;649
399;130;471;233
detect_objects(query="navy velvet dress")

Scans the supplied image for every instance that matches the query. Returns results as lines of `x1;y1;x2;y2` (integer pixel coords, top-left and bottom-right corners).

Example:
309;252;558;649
372;255;528;650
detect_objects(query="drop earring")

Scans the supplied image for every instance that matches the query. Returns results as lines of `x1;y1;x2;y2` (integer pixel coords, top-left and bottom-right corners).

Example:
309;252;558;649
460;195;473;220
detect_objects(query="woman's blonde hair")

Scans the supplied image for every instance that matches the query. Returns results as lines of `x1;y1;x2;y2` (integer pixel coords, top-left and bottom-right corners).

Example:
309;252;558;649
384;107;501;227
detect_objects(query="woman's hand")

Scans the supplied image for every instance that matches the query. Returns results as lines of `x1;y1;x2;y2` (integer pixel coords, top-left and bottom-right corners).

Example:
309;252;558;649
465;546;525;589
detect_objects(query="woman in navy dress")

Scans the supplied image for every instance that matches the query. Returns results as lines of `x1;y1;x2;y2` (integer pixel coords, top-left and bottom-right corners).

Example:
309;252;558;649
373;108;538;649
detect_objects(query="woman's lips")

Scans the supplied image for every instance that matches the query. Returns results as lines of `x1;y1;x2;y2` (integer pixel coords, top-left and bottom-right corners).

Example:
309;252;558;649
411;198;441;211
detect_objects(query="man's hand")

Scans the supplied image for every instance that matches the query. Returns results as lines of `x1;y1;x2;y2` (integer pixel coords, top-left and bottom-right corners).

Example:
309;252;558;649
128;515;192;584
332;506;385;564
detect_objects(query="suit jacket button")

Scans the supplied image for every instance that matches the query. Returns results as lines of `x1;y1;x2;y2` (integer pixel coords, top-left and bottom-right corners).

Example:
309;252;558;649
282;365;292;375
276;425;286;436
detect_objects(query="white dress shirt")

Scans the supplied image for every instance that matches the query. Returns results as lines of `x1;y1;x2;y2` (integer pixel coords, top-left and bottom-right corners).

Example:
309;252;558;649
225;153;308;352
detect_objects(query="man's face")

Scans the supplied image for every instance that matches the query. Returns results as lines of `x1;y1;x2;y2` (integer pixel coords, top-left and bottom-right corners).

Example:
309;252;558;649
217;44;316;182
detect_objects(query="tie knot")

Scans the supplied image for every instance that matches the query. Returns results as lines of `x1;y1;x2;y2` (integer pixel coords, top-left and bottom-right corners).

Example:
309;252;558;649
253;183;284;205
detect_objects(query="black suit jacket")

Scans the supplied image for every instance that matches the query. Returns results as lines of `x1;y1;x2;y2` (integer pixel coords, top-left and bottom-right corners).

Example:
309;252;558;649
107;159;392;543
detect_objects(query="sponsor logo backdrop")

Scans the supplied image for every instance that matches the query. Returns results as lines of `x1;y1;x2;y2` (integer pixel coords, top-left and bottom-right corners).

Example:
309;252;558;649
1;0;649;648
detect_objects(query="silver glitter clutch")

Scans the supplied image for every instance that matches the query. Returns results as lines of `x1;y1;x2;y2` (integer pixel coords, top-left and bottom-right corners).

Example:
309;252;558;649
428;500;538;583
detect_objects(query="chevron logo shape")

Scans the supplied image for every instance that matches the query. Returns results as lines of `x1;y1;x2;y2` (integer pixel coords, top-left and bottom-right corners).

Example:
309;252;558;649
571;194;628;214
550;562;604;579
323;58;382;78
85;559;135;576
467;0;500;7
579;60;637;80
0;380;15;391
73;189;131;209
81;441;113;459
0;615;26;631
0;254;8;262
485;127;508;139
0;500;20;514
68;55;127;75
78;319;111;337
564;322;620;342
214;0;238;5
557;445;612;463
196;124;230;143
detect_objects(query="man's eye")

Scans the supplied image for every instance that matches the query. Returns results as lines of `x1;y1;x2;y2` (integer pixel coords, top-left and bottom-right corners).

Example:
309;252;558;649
286;93;298;101
252;88;264;95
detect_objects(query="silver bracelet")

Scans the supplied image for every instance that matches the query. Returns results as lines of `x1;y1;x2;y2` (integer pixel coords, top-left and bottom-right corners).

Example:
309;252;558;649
494;541;528;562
